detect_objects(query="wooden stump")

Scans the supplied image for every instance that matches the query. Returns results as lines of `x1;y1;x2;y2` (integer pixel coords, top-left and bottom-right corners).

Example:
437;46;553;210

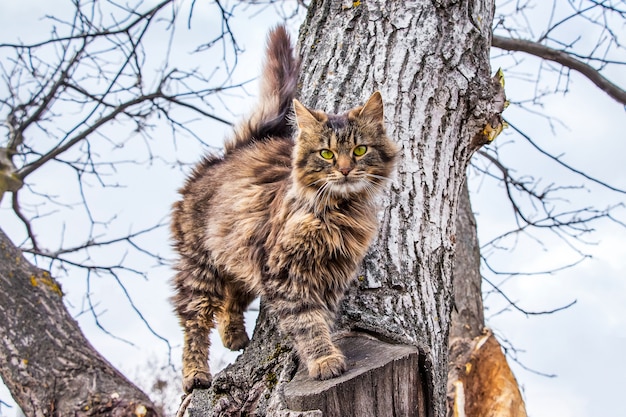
179;333;429;416
283;334;426;417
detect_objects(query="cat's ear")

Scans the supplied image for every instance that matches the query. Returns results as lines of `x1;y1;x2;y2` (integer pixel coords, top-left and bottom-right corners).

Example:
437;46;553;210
357;91;385;126
293;99;320;131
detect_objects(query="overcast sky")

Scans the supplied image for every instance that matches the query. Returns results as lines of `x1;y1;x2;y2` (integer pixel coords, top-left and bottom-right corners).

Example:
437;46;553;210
1;2;625;417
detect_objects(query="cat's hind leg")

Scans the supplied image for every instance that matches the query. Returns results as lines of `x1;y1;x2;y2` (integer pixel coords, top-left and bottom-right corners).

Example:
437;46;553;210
216;281;255;351
172;264;223;393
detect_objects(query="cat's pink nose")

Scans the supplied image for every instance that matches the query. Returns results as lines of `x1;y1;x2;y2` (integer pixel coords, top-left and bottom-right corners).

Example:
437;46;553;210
339;167;352;176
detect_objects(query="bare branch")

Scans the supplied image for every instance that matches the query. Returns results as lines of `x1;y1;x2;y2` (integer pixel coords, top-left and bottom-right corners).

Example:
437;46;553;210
482;273;577;318
492;35;626;105
85;270;137;347
0;0;174;50
16;91;161;179
494;330;559;378
11;191;40;252
506;120;626;194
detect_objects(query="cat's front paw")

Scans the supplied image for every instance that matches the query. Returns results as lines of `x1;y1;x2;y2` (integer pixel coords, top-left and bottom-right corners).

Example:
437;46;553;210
220;327;250;351
308;353;346;380
182;370;212;393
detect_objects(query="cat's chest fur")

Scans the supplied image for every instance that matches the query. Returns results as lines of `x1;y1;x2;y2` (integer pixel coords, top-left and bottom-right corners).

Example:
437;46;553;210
265;198;378;285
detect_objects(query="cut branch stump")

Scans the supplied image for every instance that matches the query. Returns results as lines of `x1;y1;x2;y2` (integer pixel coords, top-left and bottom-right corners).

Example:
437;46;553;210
283;334;426;417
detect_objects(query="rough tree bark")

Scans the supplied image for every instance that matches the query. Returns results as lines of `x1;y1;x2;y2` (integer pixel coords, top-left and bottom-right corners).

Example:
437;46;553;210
182;1;503;416
0;228;160;417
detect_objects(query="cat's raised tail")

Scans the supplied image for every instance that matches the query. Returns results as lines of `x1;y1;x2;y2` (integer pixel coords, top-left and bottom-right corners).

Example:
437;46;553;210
225;25;300;153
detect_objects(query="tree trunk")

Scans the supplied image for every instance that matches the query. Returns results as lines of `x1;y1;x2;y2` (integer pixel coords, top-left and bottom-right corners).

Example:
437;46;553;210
450;182;485;343
0;228;159;417
182;0;502;415
447;184;528;417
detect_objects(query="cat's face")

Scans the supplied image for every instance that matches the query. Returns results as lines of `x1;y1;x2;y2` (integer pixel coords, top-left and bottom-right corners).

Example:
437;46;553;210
292;92;398;203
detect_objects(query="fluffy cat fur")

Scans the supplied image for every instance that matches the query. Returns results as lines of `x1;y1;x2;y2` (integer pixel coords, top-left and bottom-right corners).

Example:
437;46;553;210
171;25;398;393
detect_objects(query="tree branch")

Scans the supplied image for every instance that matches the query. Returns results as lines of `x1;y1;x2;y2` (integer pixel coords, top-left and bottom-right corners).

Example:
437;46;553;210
483;275;577;317
506;120;626;194
0;0;173;50
492;35;626;105
0;227;160;416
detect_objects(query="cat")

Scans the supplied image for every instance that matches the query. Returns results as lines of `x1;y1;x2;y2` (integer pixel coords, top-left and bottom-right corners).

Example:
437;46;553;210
171;25;398;393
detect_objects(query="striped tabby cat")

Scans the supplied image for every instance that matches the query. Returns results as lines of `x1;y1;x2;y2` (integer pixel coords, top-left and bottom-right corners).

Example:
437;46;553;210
171;25;398;393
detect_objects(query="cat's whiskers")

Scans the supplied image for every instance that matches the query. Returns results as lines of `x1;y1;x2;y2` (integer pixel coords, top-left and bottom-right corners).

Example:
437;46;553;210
305;177;330;214
346;173;388;203
364;183;383;202
311;180;334;216
307;178;326;188
364;173;389;182
322;170;383;199
364;173;389;190
319;183;332;214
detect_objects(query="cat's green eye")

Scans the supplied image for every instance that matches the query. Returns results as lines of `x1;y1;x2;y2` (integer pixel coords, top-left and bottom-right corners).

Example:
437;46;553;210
353;145;368;157
320;149;334;160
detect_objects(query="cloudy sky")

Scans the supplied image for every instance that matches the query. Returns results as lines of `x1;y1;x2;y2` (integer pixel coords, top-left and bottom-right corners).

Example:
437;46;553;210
1;1;625;417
